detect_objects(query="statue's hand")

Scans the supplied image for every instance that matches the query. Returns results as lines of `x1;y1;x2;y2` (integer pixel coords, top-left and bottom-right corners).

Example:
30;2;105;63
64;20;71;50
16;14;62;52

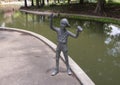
77;26;83;32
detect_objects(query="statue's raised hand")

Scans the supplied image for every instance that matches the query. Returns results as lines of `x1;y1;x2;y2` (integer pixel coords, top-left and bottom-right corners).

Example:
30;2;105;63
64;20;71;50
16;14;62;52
77;26;83;32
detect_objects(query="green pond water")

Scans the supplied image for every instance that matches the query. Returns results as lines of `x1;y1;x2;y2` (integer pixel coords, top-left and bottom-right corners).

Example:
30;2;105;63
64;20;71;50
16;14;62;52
0;11;120;85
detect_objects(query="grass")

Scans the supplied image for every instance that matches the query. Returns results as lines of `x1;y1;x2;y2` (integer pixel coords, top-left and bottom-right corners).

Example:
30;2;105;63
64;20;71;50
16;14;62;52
59;14;120;25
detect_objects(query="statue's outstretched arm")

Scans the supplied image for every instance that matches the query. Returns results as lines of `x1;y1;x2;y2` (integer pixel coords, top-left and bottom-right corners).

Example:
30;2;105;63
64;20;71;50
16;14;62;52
69;26;83;38
49;14;58;31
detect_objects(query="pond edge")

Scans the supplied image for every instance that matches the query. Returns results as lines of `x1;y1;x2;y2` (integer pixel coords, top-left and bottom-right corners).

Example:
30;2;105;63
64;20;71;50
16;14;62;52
20;9;120;25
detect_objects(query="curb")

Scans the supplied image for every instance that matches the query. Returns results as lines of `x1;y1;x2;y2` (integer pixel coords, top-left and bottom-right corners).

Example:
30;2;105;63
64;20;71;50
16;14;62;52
0;27;95;85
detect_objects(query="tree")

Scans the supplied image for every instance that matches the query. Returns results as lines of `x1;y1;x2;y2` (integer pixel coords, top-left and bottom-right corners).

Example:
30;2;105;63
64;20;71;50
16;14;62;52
108;0;113;3
94;0;106;15
68;0;71;4
79;0;84;4
36;0;39;7
24;0;27;7
41;0;45;7
31;0;34;6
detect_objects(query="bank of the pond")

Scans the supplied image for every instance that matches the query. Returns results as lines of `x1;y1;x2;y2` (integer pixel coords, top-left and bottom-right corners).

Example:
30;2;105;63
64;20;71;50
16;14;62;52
20;9;120;25
58;13;120;25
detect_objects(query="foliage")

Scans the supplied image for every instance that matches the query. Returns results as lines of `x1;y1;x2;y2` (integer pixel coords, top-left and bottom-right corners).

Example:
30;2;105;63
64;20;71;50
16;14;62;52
27;3;120;25
59;14;120;25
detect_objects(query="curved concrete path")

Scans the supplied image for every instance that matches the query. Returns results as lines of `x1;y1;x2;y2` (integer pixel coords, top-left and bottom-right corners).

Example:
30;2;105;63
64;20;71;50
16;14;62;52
0;29;80;85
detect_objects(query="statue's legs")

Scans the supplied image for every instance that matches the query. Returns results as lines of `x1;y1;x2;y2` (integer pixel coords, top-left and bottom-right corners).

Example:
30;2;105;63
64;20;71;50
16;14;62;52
51;50;61;76
63;51;72;75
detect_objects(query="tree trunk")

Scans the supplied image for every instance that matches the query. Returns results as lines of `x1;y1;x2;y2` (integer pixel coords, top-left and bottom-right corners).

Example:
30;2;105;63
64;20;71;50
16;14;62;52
24;0;27;7
68;0;71;4
94;0;106;16
54;0;56;4
31;0;34;6
41;0;45;7
58;0;60;3
36;0;39;8
79;0;84;4
47;0;49;4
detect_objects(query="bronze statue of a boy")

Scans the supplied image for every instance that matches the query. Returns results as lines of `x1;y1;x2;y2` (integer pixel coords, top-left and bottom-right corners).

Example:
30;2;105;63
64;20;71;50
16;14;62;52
50;14;83;76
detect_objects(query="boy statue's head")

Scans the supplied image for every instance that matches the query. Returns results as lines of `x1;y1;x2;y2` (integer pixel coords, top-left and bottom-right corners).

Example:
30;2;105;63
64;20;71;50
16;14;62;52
60;18;70;28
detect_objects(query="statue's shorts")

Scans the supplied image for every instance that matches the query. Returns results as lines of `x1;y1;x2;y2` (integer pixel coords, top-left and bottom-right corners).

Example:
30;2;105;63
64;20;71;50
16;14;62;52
56;43;68;52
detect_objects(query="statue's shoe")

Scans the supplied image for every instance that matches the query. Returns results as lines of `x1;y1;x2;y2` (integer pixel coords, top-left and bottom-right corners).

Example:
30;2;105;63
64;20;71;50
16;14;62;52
51;69;59;76
67;69;72;75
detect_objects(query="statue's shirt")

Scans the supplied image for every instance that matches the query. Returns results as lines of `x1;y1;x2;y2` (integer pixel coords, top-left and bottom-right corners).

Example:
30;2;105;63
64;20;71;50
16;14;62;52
57;29;69;44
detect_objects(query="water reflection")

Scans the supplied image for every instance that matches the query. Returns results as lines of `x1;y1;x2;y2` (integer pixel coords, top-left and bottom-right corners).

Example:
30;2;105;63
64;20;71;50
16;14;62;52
1;10;14;27
24;12;46;22
104;24;120;57
83;21;104;34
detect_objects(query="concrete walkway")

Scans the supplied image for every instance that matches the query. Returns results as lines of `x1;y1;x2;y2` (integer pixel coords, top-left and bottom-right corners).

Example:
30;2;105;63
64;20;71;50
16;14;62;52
0;30;80;85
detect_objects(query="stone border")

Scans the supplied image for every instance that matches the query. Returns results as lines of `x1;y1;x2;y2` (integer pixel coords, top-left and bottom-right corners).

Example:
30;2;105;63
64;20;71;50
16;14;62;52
0;27;95;85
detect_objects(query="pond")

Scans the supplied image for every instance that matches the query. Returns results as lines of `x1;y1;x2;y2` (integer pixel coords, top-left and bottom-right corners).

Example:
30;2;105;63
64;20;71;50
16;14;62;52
0;10;120;85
